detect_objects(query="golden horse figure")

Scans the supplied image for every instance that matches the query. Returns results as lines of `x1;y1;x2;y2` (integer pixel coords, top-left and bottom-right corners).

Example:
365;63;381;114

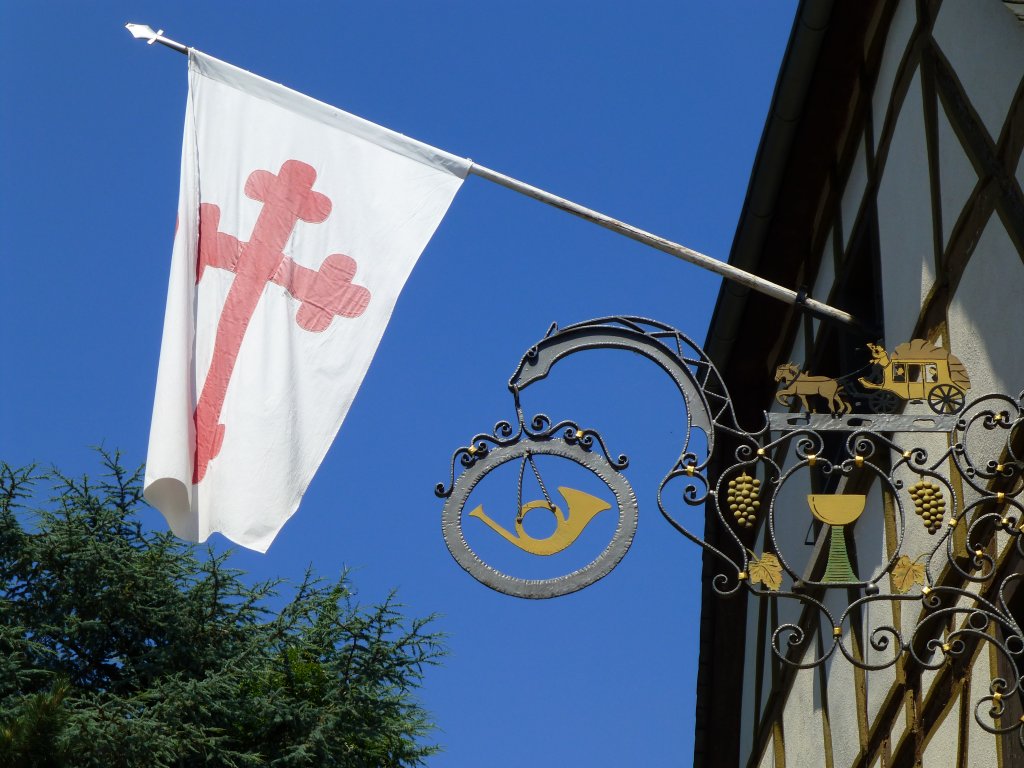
774;363;852;414
468;487;611;556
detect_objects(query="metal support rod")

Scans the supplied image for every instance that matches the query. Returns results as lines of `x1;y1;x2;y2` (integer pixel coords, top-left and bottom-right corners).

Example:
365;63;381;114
126;22;859;328
468;163;856;326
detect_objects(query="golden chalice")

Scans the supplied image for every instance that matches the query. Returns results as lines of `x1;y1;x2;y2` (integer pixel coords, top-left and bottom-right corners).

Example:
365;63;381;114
807;494;866;583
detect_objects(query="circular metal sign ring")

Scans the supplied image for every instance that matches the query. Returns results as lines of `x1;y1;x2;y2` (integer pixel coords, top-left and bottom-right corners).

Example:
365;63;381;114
442;438;638;598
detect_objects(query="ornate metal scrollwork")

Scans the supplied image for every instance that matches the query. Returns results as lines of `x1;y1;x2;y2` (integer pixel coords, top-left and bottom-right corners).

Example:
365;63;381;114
436;315;1024;746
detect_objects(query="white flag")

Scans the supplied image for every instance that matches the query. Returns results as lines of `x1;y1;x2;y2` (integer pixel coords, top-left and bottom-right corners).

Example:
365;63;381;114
145;51;469;552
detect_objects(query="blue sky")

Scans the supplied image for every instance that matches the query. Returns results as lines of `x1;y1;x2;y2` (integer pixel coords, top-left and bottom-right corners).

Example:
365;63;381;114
1;2;797;764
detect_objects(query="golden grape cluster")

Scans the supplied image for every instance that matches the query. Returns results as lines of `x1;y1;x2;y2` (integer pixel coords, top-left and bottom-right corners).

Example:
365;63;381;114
909;480;946;534
727;472;761;529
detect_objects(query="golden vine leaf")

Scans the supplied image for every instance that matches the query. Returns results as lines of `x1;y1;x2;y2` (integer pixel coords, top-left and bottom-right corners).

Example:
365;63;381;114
749;552;783;591
890;554;926;594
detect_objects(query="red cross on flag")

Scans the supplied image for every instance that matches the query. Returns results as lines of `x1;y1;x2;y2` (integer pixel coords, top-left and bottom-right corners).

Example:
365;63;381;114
145;51;469;552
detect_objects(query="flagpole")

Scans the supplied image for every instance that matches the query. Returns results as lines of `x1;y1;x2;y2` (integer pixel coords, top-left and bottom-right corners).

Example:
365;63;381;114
125;22;859;328
466;163;855;326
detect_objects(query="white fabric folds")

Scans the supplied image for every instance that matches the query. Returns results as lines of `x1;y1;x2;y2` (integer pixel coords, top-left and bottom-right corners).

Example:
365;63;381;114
145;50;469;552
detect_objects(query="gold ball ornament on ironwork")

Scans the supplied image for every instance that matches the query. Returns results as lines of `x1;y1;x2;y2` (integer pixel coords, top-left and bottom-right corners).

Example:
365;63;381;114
727;473;761;529
909;480;946;534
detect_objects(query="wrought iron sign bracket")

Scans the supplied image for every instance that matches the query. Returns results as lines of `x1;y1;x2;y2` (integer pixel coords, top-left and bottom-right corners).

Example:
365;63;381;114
766;412;959;433
436;316;1024;747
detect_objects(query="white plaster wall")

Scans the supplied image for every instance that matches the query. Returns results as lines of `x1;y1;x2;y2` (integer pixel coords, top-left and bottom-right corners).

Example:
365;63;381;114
966;652;1000;768
948;214;1024;394
865;615;898;724
767;461;814;633
739;6;1024;764
888;331;1007;561
872;0;919;137
936;100;978;250
811;229;837;342
850;480;889;586
946;216;1024;558
782;645;827;768
843;476;909;726
759;641;775;741
920;695;961;768
767;335;814;631
842;133;870;253
919;663;941;725
740;585;761;763
781;325;806;376
823;589;863;767
933;0;1024;141
877;71;937;344
916;586;991;730
889;701;907;756
886;432;953;593
756;742;775;768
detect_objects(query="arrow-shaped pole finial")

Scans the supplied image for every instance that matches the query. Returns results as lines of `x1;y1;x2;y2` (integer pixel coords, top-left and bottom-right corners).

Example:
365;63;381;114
125;23;188;54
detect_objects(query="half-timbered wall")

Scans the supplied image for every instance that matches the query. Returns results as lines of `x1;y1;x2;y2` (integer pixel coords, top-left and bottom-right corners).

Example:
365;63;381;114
733;2;1024;766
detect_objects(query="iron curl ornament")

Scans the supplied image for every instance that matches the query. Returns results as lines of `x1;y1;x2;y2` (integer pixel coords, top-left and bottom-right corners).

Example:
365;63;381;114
435;316;1024;747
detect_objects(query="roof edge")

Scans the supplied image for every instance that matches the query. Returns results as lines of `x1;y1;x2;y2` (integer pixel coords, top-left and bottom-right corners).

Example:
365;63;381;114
702;0;834;368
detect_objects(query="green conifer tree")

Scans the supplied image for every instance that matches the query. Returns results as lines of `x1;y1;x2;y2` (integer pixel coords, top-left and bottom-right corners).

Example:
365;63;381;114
0;453;443;767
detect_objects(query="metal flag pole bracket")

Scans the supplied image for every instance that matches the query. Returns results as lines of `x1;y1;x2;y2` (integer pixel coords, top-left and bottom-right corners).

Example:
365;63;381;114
435;313;1024;753
125;22;859;329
